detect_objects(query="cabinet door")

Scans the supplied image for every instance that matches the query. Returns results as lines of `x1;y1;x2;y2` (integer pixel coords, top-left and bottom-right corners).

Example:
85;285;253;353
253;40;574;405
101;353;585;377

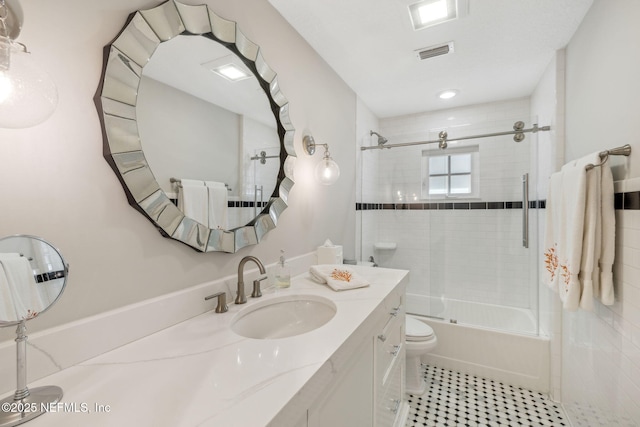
308;339;374;427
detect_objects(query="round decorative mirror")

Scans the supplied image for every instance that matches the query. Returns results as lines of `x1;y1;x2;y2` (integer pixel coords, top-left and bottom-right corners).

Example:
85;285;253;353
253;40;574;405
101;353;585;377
95;0;296;253
0;235;68;325
0;235;68;427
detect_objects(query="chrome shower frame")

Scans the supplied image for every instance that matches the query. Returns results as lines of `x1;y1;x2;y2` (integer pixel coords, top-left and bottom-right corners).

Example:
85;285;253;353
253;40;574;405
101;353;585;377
361;122;551;151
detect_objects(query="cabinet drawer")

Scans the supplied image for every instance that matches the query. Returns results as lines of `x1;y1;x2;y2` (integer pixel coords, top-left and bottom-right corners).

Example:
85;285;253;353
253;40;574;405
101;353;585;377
375;313;403;386
384;294;403;320
376;352;404;427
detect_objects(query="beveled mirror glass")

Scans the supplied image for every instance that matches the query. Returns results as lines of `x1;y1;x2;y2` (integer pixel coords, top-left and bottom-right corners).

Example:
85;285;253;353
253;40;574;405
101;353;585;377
0;235;68;325
0;235;68;427
95;0;296;253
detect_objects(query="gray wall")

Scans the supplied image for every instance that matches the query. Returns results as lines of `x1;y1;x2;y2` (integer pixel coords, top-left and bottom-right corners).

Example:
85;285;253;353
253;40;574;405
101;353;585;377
565;0;640;179
0;0;357;341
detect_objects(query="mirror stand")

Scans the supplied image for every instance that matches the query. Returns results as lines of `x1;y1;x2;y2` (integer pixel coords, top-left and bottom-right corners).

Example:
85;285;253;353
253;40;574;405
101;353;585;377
0;321;63;427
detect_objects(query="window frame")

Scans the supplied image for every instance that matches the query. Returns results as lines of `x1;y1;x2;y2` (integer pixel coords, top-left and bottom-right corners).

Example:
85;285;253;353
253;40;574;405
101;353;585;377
421;145;480;199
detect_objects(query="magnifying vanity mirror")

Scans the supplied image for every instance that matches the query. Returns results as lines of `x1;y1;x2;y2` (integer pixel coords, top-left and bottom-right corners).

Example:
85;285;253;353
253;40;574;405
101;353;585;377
0;235;69;427
95;0;296;253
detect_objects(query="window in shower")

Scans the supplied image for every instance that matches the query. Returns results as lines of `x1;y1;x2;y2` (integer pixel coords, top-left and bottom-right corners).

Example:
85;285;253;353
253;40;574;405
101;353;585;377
421;145;479;198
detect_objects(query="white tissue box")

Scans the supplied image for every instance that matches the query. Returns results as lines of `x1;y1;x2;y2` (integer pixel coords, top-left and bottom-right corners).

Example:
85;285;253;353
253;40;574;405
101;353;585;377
317;245;343;265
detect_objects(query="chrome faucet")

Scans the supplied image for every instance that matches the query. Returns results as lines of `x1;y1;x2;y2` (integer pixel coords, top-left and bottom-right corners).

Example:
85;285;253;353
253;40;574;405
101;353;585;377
236;256;266;304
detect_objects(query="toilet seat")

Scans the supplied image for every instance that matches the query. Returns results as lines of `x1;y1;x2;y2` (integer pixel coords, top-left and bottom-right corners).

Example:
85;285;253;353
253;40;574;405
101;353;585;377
406;316;435;342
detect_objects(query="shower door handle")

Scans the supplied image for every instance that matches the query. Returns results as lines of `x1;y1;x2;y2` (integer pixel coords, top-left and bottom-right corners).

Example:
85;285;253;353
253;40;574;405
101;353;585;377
253;185;263;217
522;173;529;248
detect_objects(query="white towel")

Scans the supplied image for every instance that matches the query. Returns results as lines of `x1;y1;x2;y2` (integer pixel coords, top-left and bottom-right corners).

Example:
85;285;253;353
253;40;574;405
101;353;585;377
543;160;587;311
543;151;616;311
573;152;602;310
598;161;616;305
178;179;208;227
205;181;228;230
0;255;45;320
576;152;616;307
309;265;369;291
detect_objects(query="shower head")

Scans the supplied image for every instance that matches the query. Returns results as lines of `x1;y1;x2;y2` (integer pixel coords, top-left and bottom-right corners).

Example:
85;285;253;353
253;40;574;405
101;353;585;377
370;130;388;146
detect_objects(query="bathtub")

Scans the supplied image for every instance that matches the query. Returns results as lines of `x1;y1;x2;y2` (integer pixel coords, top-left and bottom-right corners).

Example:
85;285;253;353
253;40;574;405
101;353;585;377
406;293;550;393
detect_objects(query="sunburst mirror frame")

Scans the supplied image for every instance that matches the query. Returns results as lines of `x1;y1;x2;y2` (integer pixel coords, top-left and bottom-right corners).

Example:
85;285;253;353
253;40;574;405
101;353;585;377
95;0;295;253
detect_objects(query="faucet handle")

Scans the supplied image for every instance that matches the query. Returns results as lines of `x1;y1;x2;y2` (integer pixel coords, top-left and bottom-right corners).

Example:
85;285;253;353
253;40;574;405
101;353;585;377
205;292;228;313
251;276;268;298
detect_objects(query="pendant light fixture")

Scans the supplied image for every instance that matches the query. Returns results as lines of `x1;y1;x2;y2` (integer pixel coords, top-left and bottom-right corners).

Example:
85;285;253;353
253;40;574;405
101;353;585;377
0;0;57;129
303;135;340;185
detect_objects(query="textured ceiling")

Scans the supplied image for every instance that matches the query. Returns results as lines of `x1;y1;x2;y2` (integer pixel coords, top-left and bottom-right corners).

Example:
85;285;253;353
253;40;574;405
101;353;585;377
268;0;594;118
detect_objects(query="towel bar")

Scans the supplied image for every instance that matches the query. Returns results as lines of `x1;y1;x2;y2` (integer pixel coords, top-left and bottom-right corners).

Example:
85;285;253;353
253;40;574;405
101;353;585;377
170;177;232;192
585;144;631;171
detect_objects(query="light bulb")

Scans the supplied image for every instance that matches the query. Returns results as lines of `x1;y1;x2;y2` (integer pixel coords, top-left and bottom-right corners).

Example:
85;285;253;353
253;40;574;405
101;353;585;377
303;135;340;186
314;157;340;185
0;44;57;129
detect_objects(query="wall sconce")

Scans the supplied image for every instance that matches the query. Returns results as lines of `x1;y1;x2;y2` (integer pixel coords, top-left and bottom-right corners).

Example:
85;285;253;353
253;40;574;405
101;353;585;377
0;0;57;129
303;135;340;185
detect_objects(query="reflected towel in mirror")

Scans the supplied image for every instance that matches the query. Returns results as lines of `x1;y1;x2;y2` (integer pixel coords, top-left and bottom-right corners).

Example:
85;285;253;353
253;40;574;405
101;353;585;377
205;181;228;229
0;254;45;321
0;261;16;322
177;179;208;227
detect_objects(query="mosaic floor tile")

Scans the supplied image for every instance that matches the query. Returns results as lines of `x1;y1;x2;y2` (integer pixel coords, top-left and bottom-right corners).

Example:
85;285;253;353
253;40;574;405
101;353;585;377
564;402;637;427
405;365;568;427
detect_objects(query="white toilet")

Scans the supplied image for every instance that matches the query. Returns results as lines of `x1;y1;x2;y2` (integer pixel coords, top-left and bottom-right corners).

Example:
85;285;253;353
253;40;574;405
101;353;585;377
405;315;437;395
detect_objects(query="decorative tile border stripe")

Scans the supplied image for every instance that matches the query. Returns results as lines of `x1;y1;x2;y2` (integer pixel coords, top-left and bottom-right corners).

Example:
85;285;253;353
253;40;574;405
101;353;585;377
358;191;639;211
356;200;545;211
227;201;269;208
169;198;268;208
616;191;640;210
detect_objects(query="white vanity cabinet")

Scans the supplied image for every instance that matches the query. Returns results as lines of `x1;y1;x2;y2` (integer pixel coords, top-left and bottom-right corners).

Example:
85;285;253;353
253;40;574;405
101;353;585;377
307;337;374;427
21;267;410;427
374;293;408;426
306;289;408;427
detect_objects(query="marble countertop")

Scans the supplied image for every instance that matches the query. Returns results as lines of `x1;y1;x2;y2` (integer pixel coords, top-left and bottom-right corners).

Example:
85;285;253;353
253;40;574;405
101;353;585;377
22;266;408;427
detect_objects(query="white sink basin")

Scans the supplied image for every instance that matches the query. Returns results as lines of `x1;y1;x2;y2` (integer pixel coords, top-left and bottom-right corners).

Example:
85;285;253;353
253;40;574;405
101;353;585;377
231;294;337;339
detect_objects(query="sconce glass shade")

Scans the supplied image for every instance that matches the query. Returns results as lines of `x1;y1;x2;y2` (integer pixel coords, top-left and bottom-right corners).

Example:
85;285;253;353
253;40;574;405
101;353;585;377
0;41;57;129
303;134;340;185
314;156;340;185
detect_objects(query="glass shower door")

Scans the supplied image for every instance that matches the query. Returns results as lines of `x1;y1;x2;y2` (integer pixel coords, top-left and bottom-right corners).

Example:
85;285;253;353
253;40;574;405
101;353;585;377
424;122;539;335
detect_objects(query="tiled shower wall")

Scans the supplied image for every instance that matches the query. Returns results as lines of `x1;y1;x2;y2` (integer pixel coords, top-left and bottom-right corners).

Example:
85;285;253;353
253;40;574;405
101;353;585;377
561;180;640;425
360;98;538;310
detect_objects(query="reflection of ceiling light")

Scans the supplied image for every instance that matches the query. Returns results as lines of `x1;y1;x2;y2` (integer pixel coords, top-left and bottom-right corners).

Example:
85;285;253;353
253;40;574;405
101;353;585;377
202;55;252;82
212;64;250;81
438;89;458;99
409;0;458;30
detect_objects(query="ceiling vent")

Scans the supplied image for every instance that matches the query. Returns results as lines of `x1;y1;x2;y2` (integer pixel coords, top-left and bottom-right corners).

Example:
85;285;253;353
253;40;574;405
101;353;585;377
415;41;455;60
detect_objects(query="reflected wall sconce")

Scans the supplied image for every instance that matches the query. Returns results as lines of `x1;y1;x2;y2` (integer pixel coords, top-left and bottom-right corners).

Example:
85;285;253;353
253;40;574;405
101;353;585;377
0;0;57;129
303;135;340;185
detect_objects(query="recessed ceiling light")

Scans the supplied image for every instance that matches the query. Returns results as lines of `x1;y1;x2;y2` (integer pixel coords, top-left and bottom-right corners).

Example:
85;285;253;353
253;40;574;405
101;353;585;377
418;1;448;22
409;0;458;30
438;89;458;99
